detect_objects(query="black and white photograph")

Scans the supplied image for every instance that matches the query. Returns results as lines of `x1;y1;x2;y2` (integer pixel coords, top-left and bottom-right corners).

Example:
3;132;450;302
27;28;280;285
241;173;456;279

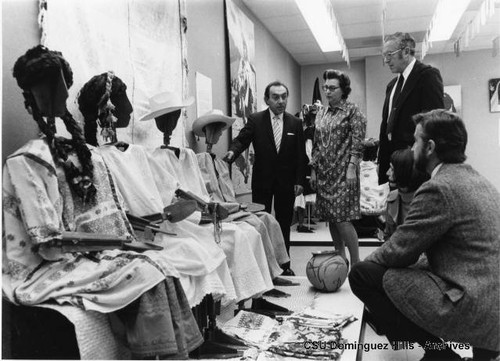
2;0;499;360
489;78;500;113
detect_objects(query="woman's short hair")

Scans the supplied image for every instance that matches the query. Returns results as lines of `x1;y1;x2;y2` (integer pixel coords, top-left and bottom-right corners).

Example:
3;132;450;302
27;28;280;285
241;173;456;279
323;69;351;99
390;148;429;191
413;109;467;164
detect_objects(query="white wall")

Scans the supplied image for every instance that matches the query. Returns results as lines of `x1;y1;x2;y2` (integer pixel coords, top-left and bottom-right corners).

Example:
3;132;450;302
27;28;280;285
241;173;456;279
186;0;301;158
2;0;42;164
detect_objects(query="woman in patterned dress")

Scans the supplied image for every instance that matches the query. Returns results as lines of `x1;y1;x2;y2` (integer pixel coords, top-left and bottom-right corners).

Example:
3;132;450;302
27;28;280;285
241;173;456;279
310;69;367;266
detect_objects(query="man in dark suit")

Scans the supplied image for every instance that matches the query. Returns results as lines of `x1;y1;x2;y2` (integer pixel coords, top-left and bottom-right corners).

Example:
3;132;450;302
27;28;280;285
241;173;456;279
350;110;500;361
224;81;306;275
378;32;444;184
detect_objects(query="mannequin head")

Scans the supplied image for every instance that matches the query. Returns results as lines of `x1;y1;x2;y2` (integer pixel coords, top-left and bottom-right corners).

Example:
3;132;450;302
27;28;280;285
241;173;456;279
203;122;226;152
78;72;132;146
154;109;181;145
192;109;235;153
13;45;72;118
13;45;95;202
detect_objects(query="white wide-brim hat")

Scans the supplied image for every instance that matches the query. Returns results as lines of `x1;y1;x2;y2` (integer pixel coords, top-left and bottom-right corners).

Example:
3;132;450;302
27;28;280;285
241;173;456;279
192;109;236;137
139;91;194;121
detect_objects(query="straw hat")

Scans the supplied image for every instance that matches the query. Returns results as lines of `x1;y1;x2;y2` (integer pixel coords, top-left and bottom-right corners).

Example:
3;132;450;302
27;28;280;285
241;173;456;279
192;109;236;137
139;91;194;121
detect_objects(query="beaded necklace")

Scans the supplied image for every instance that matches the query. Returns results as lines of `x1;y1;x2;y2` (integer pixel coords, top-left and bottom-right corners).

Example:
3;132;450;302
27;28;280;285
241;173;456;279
319;104;340;149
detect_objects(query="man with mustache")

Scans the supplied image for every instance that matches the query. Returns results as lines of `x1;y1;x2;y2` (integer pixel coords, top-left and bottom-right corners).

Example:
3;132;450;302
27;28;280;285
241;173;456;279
225;81;306;276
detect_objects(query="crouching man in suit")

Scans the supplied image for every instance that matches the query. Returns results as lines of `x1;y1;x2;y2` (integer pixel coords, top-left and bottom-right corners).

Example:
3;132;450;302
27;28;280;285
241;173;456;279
224;81;306;276
349;109;500;361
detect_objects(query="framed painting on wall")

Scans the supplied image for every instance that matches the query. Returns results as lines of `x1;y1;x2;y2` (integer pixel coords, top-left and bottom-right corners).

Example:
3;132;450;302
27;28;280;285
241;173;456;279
225;0;258;196
444;85;462;115
489;78;500;113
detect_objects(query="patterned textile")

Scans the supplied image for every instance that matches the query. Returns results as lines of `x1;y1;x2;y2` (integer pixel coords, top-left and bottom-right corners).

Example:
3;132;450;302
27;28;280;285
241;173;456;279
383;189;414;240
222;309;354;360
98;144;226;276
38;303;131;359
2;139;177;312
98;144;231;307
359;161;389;216
196;152;227;203
115;279;203;358
254;212;290;267
213;157;238;202
312;100;366;222
196;152;289;277
151;147;211;202
149;147;274;303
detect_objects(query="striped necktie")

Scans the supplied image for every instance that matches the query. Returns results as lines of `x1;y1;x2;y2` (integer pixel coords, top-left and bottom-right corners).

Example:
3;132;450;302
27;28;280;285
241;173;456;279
272;115;282;152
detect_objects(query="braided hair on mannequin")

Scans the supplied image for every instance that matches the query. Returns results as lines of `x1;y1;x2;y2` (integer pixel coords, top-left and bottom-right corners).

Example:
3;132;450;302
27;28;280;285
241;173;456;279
78;72;130;146
13;45;96;202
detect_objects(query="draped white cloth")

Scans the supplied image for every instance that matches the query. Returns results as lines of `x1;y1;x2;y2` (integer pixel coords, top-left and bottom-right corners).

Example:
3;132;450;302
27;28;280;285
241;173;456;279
2;140;177;312
41;0;187;147
359;161;390;215
196;152;290;274
97;144;232;306
150;147;274;302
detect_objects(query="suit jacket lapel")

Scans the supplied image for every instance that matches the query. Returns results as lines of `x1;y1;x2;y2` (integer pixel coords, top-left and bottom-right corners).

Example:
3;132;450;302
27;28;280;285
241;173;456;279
279;114;290;154
394;61;423;108
383;78;397;121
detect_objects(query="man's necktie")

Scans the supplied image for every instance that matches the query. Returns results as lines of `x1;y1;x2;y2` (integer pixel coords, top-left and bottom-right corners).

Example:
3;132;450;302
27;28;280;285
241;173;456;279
273;116;282;152
392;74;404;104
387;74;404;136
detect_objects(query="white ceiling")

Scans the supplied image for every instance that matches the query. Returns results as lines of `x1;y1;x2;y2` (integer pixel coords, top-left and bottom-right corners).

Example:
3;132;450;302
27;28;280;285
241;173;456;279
241;0;500;65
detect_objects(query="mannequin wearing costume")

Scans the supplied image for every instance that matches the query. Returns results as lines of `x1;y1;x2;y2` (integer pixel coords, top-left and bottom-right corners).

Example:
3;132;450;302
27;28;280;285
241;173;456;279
78;77;235;308
3;45;203;359
193;111;291;279
141;92;274;302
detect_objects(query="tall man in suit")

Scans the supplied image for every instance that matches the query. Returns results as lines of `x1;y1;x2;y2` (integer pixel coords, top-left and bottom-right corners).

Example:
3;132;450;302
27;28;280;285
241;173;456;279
350;110;500;361
378;32;444;184
224;81;306;276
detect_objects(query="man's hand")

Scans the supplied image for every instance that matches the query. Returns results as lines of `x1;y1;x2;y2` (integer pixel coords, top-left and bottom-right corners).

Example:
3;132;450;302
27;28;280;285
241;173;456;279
294;185;304;196
223;151;235;163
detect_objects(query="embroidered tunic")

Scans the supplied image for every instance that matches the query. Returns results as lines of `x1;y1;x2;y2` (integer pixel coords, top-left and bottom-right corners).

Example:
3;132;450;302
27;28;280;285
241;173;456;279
196;152;289;277
97;144;231;307
150;147;274;302
2;139;178;312
312;100;366;222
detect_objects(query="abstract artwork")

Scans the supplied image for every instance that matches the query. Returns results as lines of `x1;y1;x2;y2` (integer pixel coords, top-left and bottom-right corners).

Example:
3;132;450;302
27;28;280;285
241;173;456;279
225;0;257;195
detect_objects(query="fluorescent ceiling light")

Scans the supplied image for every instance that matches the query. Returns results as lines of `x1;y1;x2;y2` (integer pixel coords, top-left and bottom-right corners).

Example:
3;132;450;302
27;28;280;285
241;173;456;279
428;0;471;42
295;0;342;52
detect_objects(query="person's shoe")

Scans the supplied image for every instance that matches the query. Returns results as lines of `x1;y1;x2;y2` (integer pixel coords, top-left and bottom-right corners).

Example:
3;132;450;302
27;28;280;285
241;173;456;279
281;268;295;276
297;225;314;233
